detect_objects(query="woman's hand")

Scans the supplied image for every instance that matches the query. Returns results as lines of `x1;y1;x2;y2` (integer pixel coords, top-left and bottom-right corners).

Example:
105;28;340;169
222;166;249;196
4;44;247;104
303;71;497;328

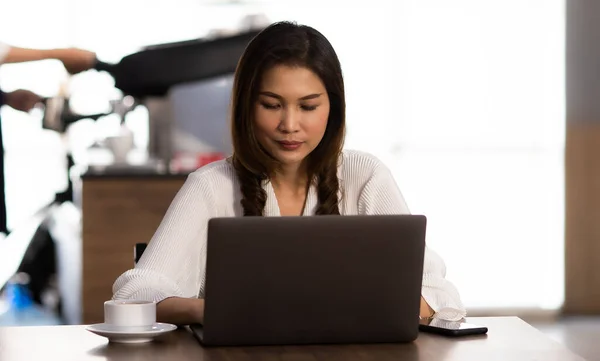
420;296;434;318
156;297;205;326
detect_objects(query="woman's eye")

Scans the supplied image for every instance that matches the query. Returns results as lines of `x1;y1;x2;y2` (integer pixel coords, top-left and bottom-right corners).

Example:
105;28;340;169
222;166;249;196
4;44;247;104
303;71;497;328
260;102;280;110
301;105;318;111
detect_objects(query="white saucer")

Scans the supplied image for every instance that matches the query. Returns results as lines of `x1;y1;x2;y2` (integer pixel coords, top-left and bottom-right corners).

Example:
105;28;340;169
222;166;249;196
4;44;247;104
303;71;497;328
86;323;177;344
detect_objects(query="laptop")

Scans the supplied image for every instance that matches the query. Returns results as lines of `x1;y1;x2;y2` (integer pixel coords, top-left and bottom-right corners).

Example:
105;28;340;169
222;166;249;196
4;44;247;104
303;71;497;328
190;214;427;346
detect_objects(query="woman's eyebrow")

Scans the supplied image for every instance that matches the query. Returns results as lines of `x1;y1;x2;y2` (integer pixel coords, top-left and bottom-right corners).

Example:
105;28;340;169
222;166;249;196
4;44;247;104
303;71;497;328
259;91;323;101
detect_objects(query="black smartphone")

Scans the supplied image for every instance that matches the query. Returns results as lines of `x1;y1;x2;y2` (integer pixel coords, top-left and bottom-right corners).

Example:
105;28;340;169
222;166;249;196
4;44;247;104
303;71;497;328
419;317;488;337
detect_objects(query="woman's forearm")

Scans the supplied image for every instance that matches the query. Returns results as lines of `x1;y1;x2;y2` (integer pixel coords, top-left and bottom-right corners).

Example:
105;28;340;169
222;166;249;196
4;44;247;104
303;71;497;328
156;294;433;325
157;296;431;325
156;297;205;326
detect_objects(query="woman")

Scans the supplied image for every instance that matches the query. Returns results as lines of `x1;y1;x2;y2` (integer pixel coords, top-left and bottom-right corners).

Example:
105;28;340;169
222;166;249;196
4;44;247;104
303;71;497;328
112;21;466;324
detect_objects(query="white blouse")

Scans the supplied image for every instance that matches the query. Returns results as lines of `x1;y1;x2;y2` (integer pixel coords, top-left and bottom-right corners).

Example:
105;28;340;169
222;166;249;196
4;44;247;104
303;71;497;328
112;149;467;321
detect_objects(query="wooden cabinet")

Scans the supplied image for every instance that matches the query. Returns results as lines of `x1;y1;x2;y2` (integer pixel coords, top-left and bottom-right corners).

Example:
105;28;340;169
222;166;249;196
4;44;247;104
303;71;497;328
80;175;186;324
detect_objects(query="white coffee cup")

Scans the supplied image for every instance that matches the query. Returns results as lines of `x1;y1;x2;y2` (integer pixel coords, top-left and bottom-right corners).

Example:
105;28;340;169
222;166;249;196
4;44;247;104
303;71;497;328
104;300;156;331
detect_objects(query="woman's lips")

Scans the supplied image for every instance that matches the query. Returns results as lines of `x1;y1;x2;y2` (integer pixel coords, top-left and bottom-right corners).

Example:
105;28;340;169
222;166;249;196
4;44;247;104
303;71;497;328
277;140;303;150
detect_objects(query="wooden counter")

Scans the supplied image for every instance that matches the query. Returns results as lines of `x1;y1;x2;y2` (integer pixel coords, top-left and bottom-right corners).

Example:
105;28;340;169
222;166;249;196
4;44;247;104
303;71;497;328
0;317;586;361
80;172;187;324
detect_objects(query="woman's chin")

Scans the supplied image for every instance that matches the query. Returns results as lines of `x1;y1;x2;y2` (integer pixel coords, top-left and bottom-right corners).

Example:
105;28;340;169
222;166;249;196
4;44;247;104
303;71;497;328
271;149;309;167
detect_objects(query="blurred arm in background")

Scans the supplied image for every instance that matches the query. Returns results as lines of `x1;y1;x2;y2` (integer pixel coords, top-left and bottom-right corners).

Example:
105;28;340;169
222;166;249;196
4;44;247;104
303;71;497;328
0;41;97;110
1;43;96;74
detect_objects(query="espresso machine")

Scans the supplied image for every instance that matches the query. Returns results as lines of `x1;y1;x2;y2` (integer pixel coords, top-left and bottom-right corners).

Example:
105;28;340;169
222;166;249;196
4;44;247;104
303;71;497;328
41;29;262;179
97;30;262;169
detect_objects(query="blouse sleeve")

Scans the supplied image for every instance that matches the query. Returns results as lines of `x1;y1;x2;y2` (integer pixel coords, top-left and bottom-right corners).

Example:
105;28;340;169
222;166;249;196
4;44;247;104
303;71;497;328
357;162;467;321
112;171;214;303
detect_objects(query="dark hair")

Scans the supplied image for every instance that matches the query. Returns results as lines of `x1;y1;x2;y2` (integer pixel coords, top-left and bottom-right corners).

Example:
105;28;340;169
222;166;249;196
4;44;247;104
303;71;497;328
230;21;346;216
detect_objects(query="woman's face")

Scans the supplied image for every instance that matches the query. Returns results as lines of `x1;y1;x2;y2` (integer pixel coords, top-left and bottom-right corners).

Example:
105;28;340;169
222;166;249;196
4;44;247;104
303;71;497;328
253;64;330;168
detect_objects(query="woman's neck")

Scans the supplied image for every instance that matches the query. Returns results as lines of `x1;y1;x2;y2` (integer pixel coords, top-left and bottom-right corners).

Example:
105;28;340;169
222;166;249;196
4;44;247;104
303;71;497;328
270;162;309;195
270;162;310;216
